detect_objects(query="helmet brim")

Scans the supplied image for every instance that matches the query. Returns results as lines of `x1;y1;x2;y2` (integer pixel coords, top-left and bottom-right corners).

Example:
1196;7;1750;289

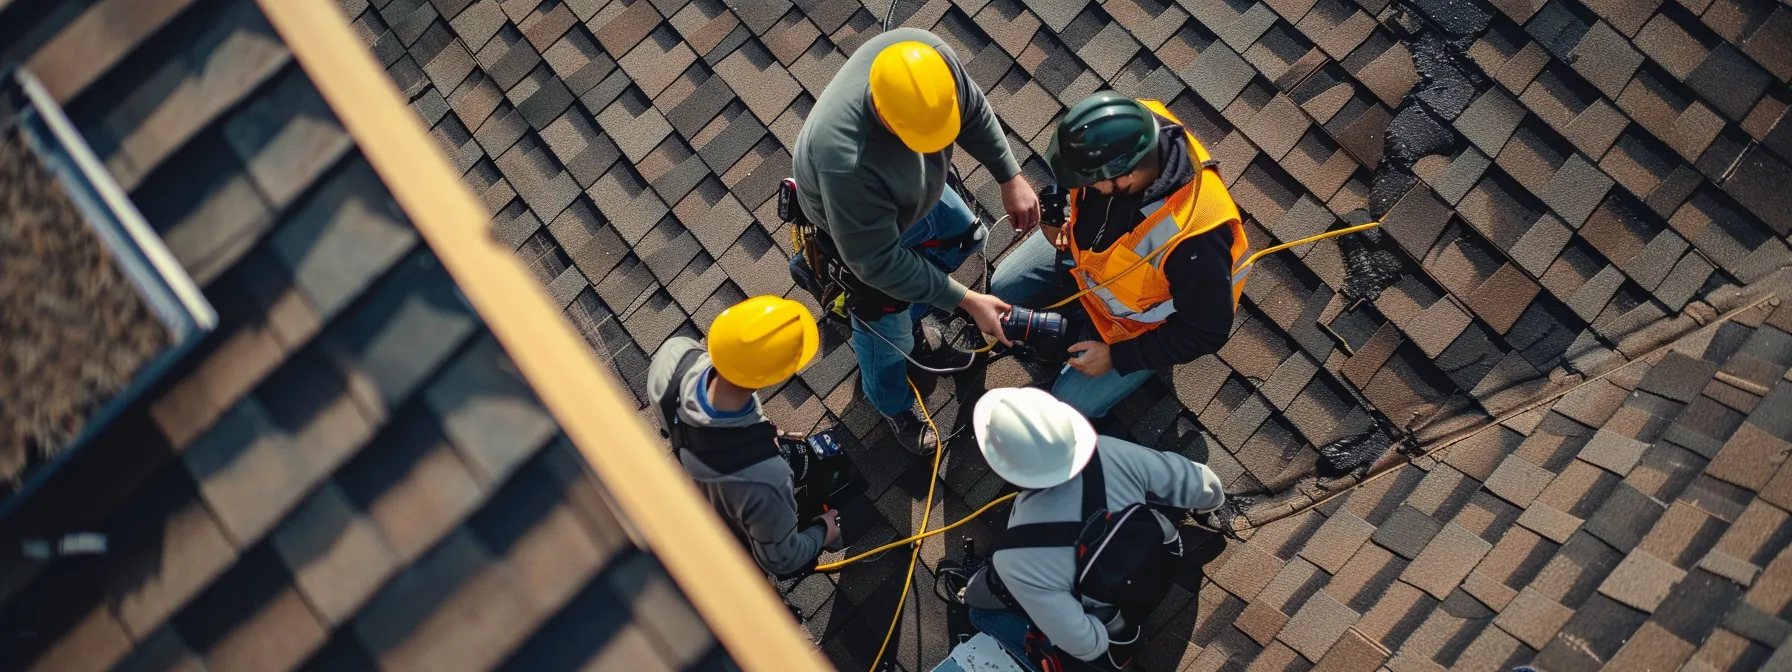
892;109;959;154
1045;131;1101;189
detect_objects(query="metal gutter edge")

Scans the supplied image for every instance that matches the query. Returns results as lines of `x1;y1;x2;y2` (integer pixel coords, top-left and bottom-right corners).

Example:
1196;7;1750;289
0;68;216;522
248;1;834;669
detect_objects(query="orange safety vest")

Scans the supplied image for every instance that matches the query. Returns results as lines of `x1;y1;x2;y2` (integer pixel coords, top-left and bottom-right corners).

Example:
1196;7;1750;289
1064;99;1250;345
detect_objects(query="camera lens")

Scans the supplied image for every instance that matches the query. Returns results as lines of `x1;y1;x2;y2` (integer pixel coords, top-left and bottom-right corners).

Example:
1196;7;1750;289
1001;307;1036;341
1034;310;1066;340
1001;307;1067;343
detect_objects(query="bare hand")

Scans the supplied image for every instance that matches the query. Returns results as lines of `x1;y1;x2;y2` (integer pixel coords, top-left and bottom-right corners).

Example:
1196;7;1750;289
1066;341;1113;377
959;291;1014;346
1000;175;1041;233
816;509;841;548
1040;224;1065;250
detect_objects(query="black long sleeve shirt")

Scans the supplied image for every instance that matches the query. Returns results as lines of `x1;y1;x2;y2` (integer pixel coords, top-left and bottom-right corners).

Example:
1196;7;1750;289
1071;116;1236;375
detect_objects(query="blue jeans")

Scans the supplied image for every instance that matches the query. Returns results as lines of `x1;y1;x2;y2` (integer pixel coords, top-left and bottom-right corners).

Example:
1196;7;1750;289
789;188;980;416
969;607;1043;672
989;230;1154;419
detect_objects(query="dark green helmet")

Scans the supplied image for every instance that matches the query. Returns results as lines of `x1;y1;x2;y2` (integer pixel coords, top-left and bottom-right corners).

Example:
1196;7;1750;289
1044;92;1159;189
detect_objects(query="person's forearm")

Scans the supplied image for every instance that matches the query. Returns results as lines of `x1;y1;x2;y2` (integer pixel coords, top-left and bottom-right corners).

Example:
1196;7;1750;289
1109;319;1227;373
840;243;970;309
1143;450;1226;512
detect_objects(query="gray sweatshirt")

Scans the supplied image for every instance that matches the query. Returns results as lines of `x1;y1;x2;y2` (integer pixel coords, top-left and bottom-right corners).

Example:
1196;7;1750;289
793;27;1022;311
647;338;826;576
992;438;1226;663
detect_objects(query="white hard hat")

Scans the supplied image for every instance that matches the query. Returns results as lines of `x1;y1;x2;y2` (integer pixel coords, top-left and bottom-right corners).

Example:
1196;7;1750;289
973;387;1098;490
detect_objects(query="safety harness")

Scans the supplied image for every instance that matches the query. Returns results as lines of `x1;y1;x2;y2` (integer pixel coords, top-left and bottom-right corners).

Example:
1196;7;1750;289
970;452;1182;671
658;350;781;473
781;177;985;325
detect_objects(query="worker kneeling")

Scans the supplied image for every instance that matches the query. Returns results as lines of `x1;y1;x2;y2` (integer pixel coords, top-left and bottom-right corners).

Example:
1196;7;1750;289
647;296;843;578
962;388;1225;670
990;92;1248;419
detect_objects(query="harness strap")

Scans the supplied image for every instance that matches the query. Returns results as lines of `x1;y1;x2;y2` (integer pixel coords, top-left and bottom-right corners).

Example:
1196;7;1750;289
995;451;1107;552
661;349;781;474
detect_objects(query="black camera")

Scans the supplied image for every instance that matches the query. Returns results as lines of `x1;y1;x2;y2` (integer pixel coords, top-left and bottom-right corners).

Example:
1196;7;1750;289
780;428;855;519
1001;306;1066;344
1040;185;1069;227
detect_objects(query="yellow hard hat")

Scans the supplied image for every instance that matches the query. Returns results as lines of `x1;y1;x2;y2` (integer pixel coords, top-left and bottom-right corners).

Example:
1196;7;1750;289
869;41;960;153
707;296;819;389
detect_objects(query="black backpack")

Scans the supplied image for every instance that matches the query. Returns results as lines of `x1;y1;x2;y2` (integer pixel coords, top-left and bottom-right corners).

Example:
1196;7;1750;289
995;452;1184;670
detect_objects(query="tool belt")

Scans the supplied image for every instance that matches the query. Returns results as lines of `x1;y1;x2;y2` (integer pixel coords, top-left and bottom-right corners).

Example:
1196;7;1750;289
780;178;984;324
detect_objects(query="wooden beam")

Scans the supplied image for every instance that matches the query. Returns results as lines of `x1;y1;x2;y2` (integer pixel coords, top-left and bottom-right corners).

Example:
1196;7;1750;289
250;2;832;670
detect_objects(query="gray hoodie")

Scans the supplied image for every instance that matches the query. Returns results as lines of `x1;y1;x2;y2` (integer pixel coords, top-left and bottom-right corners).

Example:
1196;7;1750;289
647;338;826;576
991;438;1225;663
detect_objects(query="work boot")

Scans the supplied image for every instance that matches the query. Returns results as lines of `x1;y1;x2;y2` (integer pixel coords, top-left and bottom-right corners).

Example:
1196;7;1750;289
884;410;940;456
907;320;977;373
909;339;977;373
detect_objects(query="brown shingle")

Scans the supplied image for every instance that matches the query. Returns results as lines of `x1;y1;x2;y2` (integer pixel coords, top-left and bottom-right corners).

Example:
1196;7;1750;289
1599;549;1687;611
1325;542;1407;611
712;41;802;122
1516;500;1584;543
1712;500;1792;568
25;608;132;672
270;483;399;625
1580;429;1649;476
1352;580;1435;652
1400;522;1493;599
1707;422;1792;490
174;553;329;671
518;0;577;50
1355;42;1417;109
1605;621;1697;671
1494;587;1574;649
1311;628;1388;671
1235;601;1290;645
1456;626;1530;671
111;480;241;638
1279;590;1360;661
28;0;204;104
1299;509;1378;573
590;0;664;55
90;1;293;192
1461;570;1518;610
352;530;535;671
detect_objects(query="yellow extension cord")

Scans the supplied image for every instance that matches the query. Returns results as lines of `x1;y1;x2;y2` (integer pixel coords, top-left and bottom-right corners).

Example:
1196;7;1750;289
814;222;1384;671
969;221;1382;352
866;379;942;672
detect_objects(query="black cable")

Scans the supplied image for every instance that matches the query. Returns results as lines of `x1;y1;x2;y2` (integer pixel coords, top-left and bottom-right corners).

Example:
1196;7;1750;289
884;0;898;29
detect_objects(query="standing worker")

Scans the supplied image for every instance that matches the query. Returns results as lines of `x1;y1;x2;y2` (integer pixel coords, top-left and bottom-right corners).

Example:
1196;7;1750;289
989;92;1248;420
960;388;1226;670
791;28;1041;455
646;296;839;578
